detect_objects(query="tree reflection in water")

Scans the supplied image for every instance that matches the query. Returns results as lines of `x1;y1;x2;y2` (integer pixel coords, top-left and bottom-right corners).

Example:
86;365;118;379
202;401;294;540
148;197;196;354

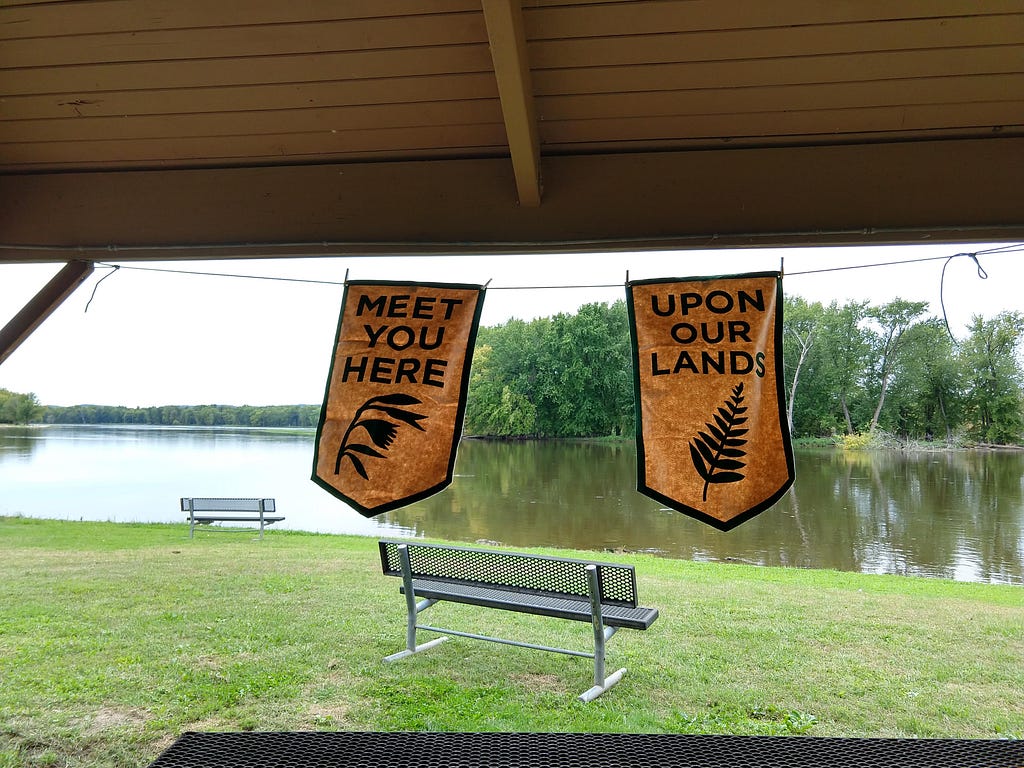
387;440;1024;585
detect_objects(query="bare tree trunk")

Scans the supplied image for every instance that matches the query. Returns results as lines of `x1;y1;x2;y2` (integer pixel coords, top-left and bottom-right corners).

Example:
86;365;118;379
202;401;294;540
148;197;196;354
786;343;810;434
841;393;854;434
869;374;889;432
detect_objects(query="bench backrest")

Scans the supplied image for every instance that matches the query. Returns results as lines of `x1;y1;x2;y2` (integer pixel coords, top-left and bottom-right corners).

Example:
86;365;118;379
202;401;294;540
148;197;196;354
379;540;638;608
180;497;276;513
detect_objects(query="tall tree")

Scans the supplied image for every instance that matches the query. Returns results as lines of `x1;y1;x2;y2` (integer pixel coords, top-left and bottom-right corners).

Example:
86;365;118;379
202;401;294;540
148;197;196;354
782;296;825;434
464;302;633;438
888;319;961;441
0;389;42;424
958;311;1024;444
465;318;550;436
820;300;871;434
465;341;538;436
548;301;633;437
864;298;929;432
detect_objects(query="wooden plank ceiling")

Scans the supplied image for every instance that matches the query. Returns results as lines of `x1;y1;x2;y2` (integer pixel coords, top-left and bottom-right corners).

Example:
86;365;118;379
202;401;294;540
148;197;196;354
1;0;1023;261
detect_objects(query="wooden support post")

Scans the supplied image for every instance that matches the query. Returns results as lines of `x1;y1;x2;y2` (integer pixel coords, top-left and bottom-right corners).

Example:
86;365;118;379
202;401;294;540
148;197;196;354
0;260;94;366
482;0;542;207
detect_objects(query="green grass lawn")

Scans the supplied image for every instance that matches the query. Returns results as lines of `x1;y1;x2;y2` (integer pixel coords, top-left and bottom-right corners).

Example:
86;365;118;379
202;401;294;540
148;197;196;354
1;516;1021;767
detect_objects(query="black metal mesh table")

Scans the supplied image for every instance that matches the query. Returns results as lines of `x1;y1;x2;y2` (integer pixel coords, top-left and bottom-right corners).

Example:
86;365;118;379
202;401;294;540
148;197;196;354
146;731;1024;768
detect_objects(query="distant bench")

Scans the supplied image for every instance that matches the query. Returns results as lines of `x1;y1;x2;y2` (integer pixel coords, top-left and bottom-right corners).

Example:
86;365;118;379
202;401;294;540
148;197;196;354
181;497;283;540
378;540;659;702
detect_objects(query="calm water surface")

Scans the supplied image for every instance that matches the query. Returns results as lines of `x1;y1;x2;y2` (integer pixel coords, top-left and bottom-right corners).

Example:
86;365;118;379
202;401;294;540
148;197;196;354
2;425;1022;585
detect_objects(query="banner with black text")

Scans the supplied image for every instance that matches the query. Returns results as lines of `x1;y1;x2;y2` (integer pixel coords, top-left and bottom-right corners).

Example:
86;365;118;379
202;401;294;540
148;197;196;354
627;272;794;530
312;281;485;517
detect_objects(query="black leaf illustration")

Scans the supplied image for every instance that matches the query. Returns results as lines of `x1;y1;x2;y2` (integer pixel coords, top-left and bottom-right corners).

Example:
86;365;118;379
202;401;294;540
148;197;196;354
374;406;428;430
690;382;749;502
347;453;369;480
346;444;386;459
334;394;428;476
358;419;399;450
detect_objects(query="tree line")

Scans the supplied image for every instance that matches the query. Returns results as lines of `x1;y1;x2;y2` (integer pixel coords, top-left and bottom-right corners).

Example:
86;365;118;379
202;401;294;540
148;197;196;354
4;294;1022;444
782;298;1024;444
15;402;320;428
463;297;1024;444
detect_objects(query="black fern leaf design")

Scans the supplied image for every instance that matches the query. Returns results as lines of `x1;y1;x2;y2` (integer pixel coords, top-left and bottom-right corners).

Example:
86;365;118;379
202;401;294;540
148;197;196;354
689;382;749;502
334;393;428;477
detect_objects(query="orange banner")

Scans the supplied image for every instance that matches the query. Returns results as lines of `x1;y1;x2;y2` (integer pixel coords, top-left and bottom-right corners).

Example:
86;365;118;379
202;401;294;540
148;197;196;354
627;272;794;530
312;281;485;516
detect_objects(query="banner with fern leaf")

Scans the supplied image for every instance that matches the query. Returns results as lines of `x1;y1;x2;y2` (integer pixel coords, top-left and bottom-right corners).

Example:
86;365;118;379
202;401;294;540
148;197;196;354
627;272;794;530
312;281;485;516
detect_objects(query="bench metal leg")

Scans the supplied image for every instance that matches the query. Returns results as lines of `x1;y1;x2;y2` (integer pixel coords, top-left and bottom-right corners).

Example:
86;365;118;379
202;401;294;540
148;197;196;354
384;544;449;662
383;635;448;662
578;564;627;702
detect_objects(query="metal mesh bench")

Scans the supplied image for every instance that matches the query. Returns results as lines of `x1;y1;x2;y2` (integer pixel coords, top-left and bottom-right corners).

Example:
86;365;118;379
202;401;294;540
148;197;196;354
147;731;1024;768
181;497;283;540
378;540;659;702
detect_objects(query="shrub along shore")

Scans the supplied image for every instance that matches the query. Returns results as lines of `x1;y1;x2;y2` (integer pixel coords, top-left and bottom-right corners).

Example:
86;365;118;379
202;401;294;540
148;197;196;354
1;517;1021;768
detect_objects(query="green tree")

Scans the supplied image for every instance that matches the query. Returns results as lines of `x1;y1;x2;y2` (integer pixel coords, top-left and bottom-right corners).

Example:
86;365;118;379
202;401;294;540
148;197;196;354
820;300;872;434
546;301;633;437
466;318;549;436
958;311;1024;444
863;298;930;432
196;405;217;426
892;319;962;441
464;301;633;438
0;389;42;424
782;296;825;435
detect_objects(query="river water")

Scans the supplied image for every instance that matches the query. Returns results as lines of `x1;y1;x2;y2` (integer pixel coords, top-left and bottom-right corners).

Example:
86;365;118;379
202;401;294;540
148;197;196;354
1;425;1022;585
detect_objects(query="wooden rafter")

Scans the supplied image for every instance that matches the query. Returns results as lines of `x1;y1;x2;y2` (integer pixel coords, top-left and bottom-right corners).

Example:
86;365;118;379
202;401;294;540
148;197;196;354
481;0;542;207
0;260;94;366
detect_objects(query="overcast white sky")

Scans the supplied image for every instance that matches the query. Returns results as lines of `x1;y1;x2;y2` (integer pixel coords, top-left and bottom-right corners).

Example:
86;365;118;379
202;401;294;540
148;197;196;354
1;242;1020;407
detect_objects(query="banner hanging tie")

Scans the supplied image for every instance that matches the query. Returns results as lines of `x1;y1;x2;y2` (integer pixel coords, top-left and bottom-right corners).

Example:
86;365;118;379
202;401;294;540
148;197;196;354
627;272;794;530
312;281;485;516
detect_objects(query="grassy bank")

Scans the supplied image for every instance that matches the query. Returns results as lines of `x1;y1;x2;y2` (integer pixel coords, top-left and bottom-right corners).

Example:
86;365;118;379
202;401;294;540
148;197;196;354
1;517;1021;767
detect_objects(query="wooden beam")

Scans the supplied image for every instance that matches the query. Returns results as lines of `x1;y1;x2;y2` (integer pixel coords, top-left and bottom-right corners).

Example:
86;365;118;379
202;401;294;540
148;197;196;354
0;260;94;365
1;139;1023;260
482;0;542;207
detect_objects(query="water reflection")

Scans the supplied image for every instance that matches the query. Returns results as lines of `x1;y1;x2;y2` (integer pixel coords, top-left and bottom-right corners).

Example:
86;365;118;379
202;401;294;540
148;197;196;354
0;426;38;459
387;440;1024;585
798;450;1024;583
2;427;1021;584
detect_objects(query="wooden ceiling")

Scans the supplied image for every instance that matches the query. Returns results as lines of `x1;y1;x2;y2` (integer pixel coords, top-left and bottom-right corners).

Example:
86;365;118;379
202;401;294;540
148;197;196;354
1;0;1023;262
